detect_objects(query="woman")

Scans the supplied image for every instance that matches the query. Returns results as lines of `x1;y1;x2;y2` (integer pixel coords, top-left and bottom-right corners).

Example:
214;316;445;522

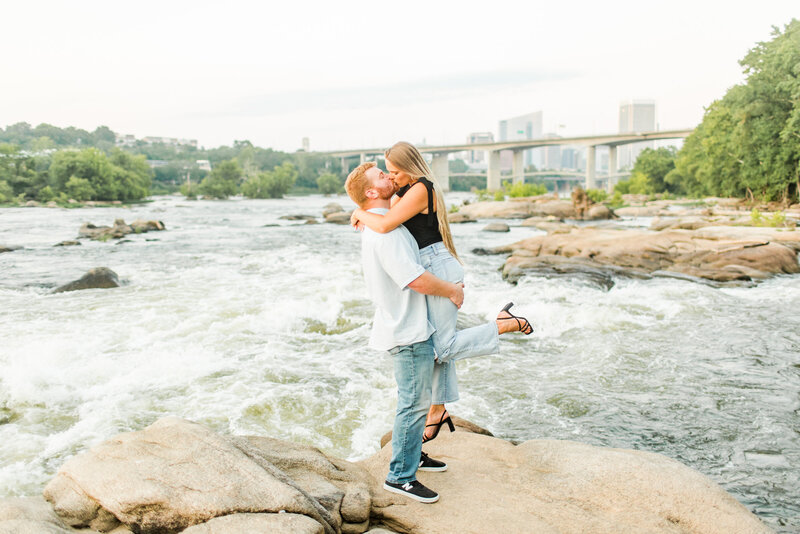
350;141;533;443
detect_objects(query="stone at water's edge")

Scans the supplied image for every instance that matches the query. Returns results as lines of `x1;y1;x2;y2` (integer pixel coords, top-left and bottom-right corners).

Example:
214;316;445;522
482;222;510;232
52;267;120;293
325;211;353;224
78;219;165;241
360;431;772;534
43;418;370;534
447;212;476;223
491;226;800;285
0;244;22;253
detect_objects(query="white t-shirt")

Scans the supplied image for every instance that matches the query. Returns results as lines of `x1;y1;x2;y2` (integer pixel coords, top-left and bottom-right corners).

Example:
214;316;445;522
360;208;435;351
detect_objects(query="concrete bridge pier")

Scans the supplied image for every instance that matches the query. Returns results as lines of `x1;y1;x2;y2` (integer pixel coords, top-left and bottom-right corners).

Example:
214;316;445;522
431;153;450;191
512;150;525;185
359;153;367;164
340;157;348;175
607;146;618;193
487;150;502;191
585;145;597;190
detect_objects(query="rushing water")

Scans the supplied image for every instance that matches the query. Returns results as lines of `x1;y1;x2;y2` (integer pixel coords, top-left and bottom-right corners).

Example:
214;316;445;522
1;195;799;531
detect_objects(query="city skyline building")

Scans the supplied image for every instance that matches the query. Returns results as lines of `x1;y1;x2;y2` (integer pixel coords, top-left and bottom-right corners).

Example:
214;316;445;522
618;99;656;169
466;131;494;164
498;111;543;169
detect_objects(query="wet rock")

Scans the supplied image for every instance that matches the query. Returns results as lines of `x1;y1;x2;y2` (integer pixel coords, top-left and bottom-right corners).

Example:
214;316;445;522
482;222;509;232
359;426;772;534
44;417;370;534
447;212;476;224
54;241;81;247
493;226;800;284
520;215;562;226
79;219;165;241
0;245;22;253
280;215;317;221
586;204;616;220
25;200;39;207
52;267;120;293
325;211;353;224
533;222;577;234
322;203;344;218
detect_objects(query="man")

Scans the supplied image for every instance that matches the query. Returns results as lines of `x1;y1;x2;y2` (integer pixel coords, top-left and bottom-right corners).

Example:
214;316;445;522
345;161;461;504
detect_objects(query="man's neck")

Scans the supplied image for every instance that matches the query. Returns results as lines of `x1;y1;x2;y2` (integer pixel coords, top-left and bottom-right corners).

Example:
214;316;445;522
362;199;390;210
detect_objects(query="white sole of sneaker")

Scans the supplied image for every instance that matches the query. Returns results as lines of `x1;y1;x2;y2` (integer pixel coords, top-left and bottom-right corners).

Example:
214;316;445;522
418;464;447;472
383;483;440;503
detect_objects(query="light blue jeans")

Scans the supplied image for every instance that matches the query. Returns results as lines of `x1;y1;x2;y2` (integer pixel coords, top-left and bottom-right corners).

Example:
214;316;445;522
387;338;434;484
419;242;500;405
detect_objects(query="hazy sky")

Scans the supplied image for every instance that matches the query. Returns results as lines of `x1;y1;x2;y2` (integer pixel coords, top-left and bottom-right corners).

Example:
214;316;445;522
2;1;797;152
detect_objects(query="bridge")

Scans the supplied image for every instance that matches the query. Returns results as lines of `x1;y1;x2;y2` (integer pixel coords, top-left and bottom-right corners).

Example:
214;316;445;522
321;129;693;191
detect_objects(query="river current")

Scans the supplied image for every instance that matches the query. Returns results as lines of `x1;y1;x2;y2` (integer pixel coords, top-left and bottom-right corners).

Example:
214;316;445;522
1;194;798;531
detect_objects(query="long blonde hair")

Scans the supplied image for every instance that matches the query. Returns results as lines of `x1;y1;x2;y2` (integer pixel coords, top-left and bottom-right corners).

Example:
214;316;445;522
385;141;460;263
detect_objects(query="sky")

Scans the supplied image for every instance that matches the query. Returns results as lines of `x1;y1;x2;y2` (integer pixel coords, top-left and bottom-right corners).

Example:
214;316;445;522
1;0;797;152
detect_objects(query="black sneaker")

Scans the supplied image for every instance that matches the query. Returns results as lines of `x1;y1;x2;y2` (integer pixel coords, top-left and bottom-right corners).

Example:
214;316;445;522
418;451;447;472
383;479;439;503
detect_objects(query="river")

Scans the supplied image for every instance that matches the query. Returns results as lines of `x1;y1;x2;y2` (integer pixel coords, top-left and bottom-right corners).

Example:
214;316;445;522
1;194;798;532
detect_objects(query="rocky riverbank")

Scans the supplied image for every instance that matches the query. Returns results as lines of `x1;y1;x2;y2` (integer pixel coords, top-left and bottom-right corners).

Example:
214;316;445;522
0;418;771;534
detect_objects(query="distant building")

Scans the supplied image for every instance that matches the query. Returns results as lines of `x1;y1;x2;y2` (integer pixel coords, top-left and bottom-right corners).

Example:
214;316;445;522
141;136;198;149
196;160;212;172
466;132;493;164
498;111;543;169
146;160;169;168
115;134;137;148
618;99;656;169
542;133;562;170
302;137;310;152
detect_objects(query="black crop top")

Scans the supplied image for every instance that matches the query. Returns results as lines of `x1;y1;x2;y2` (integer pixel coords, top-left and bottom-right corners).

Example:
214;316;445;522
396;177;443;250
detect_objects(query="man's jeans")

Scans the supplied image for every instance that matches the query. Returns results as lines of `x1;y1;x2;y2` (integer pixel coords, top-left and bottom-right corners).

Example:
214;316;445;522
386;338;434;484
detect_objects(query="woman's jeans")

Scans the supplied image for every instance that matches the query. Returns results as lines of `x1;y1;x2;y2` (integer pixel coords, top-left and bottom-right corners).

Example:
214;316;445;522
419;242;500;405
387;338;434;484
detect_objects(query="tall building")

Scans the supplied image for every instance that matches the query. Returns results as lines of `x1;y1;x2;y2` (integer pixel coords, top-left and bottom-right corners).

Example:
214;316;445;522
542;133;562;170
466;132;494;164
618;100;656;169
498;111;543;168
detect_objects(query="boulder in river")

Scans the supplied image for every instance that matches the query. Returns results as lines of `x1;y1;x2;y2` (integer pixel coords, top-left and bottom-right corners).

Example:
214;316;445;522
489;226;800;285
360;427;772;534
447;212;476;224
322;203;344;218
79;219;165;241
0;245;22;253
44;418;371;534
482;222;510;232
280;215;318;221
54;241;81;247
52;267;120;293
325;211;353;224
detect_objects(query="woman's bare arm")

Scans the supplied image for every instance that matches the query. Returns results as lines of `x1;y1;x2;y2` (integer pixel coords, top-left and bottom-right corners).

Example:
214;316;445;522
350;182;431;233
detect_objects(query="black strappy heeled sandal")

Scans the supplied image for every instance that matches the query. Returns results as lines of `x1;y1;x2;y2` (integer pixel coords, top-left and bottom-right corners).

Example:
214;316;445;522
499;302;534;335
422;411;455;443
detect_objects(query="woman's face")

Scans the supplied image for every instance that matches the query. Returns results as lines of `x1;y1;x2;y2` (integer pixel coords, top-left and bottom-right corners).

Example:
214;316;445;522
385;158;413;187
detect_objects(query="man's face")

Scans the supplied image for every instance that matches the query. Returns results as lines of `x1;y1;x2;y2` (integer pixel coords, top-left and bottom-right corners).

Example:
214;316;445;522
365;166;395;200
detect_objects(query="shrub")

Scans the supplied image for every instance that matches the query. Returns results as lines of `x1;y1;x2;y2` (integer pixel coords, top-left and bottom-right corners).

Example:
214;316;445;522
586;189;608;203
0;180;12;203
504;182;547;198
36;185;56;202
241;162;298;199
316;173;342;195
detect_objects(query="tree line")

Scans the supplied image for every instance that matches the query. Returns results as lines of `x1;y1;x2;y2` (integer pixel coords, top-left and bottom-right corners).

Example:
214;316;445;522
0;128;344;203
617;19;800;203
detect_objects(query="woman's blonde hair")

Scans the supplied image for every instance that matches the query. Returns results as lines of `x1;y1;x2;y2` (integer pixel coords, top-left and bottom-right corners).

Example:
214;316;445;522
384;141;460;262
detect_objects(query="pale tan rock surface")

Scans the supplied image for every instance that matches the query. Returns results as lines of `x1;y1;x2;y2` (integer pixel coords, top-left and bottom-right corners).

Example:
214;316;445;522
0;496;105;534
359;431;772;534
43;418;371;534
458;199;578;220
493;226;800;283
180;512;324;534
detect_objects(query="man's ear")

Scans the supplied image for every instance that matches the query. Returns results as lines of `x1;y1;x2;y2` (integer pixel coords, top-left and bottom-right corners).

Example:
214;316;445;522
365;187;378;200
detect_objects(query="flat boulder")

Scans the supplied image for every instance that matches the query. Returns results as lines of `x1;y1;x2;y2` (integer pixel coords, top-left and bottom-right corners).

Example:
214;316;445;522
447;212;476;224
181;513;323;534
0;497;95;534
359;430;771;534
79;219;165;240
482;222;510;232
325;211;353;224
44;417;371;534
280;214;317;221
322;203;344;218
52;267;120;293
492;226;800;284
0;245;22;253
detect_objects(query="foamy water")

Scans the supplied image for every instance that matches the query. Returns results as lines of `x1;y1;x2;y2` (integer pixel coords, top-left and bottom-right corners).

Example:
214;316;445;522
1;195;798;531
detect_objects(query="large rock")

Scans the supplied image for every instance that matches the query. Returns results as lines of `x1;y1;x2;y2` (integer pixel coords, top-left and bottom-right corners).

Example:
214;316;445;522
482;222;510;232
181;513;323;534
322;203;345;218
79;219;165;241
325;211;353;224
458;200;577;220
52;267;120;294
490;226;800;284
44;418;371;534
0;245;22;253
447;212;476;224
0;497;105;534
360;430;771;534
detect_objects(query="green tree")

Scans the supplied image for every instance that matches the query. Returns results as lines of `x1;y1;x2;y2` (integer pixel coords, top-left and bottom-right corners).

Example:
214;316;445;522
198;159;241;199
316;173;342;195
0;180;12;203
64;176;96;200
241;162;298;198
449;159;469;173
632;147;677;193
614;171;653;195
671;19;800;201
